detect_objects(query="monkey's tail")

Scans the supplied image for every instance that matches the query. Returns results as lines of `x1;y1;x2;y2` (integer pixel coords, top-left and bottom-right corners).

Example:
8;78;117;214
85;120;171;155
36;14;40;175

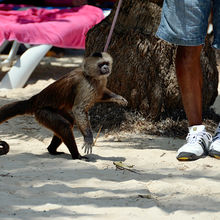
0;100;33;124
0;100;32;156
0;141;9;155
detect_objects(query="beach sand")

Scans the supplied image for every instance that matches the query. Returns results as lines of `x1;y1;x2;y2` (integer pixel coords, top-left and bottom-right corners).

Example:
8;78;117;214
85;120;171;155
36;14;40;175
0;51;220;220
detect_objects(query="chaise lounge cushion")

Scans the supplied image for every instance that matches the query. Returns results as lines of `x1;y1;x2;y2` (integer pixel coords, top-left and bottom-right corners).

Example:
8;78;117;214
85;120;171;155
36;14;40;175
0;4;104;49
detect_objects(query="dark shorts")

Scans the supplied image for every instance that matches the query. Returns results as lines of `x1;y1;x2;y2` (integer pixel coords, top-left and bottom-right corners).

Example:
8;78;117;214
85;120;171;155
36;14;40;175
156;0;220;49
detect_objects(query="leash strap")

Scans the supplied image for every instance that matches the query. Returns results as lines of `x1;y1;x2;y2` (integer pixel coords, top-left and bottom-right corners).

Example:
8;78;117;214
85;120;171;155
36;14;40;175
104;0;123;52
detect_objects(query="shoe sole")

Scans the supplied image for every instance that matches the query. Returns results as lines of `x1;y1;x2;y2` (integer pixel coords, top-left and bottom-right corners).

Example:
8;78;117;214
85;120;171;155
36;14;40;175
209;150;220;159
177;152;205;161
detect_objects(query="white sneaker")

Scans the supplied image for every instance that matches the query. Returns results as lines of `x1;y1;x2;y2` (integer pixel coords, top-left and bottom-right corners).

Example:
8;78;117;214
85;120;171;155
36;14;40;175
176;125;212;161
209;123;220;159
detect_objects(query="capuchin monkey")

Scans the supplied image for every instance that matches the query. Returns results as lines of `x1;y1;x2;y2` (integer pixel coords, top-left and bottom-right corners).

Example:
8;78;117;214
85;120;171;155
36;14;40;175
0;52;128;159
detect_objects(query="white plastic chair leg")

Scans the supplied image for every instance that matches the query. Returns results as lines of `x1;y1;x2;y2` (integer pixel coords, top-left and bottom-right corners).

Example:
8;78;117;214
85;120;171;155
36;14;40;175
0;41;20;67
0;44;52;89
0;40;9;53
7;41;20;61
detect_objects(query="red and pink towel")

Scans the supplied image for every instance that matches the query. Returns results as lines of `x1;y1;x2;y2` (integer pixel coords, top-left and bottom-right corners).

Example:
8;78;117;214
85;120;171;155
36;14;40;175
0;4;104;49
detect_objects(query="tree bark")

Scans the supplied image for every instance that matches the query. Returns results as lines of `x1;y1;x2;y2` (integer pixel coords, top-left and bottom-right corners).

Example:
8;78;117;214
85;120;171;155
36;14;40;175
86;0;218;120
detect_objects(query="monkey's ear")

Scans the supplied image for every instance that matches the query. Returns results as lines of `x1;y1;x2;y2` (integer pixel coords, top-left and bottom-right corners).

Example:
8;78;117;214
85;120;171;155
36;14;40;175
91;52;103;58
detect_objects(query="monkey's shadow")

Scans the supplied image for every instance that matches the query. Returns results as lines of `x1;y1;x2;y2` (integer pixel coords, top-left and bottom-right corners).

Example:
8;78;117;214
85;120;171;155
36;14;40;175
0;115;126;163
40;152;126;163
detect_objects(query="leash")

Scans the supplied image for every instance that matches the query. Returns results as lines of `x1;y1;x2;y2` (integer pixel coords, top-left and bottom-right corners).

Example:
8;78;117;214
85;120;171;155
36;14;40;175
94;0;123;145
104;0;123;52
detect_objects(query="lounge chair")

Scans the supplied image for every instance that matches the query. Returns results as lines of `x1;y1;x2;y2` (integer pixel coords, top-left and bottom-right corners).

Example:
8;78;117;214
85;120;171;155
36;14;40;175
0;4;104;89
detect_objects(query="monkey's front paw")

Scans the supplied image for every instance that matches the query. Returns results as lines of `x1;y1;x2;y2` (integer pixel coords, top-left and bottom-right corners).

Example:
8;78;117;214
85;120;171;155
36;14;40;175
82;142;93;154
115;96;128;106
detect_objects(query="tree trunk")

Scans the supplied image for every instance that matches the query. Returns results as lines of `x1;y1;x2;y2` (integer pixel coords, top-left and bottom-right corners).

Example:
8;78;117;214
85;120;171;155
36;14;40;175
86;0;218;120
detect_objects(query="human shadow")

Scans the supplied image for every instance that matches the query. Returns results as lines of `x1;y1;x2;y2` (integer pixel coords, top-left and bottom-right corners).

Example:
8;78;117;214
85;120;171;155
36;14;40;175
1;151;220;219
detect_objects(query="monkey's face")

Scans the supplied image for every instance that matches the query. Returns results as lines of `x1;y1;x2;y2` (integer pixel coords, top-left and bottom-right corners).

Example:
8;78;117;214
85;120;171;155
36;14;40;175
98;61;111;75
83;52;113;79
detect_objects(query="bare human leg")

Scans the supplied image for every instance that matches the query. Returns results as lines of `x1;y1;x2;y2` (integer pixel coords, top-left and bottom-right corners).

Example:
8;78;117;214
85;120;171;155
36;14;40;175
175;45;212;161
176;45;203;126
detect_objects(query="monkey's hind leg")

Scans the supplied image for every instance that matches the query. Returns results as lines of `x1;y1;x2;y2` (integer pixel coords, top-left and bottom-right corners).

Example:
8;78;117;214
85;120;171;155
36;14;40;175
35;109;84;160
47;111;75;155
47;135;63;155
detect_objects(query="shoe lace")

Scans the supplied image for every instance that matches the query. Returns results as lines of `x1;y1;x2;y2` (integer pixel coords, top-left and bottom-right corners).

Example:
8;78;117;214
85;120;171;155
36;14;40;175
186;131;212;145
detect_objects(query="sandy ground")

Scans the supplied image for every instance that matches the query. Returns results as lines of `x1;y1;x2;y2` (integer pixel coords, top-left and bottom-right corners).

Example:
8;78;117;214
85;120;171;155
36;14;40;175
0;51;220;220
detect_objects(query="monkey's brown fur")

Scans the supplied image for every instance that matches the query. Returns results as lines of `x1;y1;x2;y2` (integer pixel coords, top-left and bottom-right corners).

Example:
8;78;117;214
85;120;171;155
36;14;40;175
0;52;127;159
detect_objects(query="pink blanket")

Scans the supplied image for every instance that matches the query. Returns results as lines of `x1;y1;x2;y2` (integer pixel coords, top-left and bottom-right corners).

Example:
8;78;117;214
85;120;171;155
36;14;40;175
0;5;104;49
